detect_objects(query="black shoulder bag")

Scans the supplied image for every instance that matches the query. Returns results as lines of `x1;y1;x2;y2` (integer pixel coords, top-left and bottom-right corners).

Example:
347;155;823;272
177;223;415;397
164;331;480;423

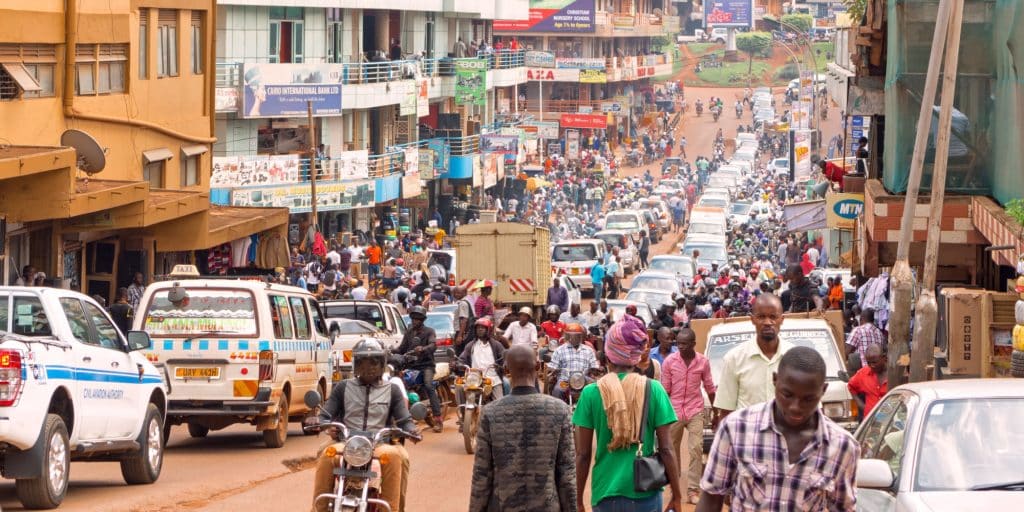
633;378;669;493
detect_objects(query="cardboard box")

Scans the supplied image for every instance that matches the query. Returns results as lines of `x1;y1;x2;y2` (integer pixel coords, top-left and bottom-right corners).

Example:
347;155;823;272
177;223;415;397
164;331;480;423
940;288;986;376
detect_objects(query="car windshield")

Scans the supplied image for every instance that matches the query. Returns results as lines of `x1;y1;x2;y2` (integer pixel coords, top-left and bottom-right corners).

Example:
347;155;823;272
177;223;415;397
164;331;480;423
333;320;378;335
688;222;724;235
605;214;639;229
649;258;694;277
553;244;598;262
706;329;841;381
143;288;257;336
915;398;1024;491
605;304;653;325
625;290;675;310
424;314;454;335
684;243;728;263
774;159;789;167
730;203;753;215
699;197;728;208
630;276;680;293
322;304;387;329
596;234;625;248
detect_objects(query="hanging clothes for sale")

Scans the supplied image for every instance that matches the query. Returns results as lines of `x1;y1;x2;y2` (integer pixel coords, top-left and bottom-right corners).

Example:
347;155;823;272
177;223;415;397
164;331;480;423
230;237;252;267
206;244;232;275
256;231;290;270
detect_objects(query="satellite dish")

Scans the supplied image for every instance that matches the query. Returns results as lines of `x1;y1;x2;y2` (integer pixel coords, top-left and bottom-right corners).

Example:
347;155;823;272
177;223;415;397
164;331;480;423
60;129;106;175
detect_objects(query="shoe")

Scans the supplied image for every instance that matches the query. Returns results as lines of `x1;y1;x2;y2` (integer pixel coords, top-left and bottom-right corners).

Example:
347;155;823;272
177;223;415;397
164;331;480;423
432;417;444;433
688;490;700;505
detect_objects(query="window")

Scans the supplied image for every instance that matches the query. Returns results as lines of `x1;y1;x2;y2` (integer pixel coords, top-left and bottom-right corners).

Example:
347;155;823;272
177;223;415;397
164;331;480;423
11;296;52;336
75;44;127;95
143;148;172;187
269;8;304;63
270;295;295;339
858;394;910;477
84;302;122;350
0;44;57;100
139;8;148;79
289;297;310;339
307;299;327;336
327;9;343;64
60;298;93;344
142;288;257;336
0;296;7;331
157;9;178;77
23;64;55;97
179;145;206;187
190;11;203;74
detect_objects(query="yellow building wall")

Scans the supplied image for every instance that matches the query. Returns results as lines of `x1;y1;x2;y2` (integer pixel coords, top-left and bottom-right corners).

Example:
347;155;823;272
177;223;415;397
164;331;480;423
0;0;215;189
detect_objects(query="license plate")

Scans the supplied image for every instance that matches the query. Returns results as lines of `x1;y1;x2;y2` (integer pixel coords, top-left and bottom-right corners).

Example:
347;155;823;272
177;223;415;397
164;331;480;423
174;367;221;379
572;268;580;275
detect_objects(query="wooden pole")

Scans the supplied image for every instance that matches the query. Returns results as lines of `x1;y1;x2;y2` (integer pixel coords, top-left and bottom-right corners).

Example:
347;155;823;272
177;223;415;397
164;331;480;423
887;0;953;387
308;100;318;230
911;0;965;383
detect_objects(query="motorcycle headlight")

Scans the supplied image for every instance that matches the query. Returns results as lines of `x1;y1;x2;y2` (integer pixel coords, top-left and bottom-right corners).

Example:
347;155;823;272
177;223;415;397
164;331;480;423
465;371;483;388
343;435;374;467
569;373;586;390
822;401;850;420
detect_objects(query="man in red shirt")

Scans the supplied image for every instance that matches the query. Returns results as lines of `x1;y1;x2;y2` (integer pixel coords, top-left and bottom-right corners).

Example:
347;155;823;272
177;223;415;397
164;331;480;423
847;344;889;417
539;306;566;344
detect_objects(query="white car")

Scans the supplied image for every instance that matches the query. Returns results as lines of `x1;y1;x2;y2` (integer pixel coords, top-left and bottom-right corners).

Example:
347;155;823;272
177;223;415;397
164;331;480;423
625;289;677;312
728;201;754;226
697;193;731;210
595;229;639;274
648;255;696;284
0;287;168;509
768;157;790;177
603;300;655;325
855;379;1024;510
551;239;606;292
627;270;682;295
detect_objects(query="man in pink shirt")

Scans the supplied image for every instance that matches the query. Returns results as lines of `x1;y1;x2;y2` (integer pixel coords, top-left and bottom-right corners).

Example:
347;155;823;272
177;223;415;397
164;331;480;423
660;327;716;505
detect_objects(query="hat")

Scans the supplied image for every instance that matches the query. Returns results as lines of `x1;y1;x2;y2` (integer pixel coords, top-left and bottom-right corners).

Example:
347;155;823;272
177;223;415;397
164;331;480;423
432;283;443;291
518;306;533;317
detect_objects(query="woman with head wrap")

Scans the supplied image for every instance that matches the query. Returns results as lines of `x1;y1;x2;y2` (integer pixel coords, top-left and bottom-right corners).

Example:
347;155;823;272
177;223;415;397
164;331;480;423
572;315;682;512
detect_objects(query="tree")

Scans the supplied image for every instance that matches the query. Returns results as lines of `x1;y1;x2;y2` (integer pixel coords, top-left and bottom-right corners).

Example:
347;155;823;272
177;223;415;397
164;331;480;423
736;31;773;80
781;13;814;35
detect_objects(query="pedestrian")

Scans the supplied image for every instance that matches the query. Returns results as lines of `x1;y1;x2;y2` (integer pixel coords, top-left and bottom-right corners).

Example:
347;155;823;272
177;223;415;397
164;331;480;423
697;347;860;511
366;240;383;282
573;315;682;512
782;264;823;313
638;231;650;270
660;327;716;505
127;272;146;311
846;343;888;417
590;260;605;300
713;294;793;421
474;284;495;319
469;345;577;511
845;308;886;367
108;287;134;335
546;276;570;312
605;249;622;299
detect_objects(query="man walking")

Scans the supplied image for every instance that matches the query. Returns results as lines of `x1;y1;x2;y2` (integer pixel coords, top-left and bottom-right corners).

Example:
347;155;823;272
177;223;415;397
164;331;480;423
846;344;889;416
697;347;859;511
846;308;885;367
546;276;570;312
469;345;577;511
127;272;146;311
590;260;605;300
661;328;716;505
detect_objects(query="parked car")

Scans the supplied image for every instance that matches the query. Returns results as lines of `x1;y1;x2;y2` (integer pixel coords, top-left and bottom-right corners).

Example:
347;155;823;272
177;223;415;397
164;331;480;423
854;379;1024;510
594;230;639;274
627;270;682;295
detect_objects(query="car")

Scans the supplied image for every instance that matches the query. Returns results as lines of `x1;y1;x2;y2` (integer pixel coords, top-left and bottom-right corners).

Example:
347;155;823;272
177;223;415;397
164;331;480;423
652;178;687;198
696;193;730;210
706;174;738;191
555;272;583;307
325;319;394;379
625;288;677;312
0;287;167;509
853;379;1024;510
627;271;682;295
732;147;757;163
595;229;639;274
707;27;728;44
602;209;646;237
735;133;757;147
425;311;457;361
717;164;744;177
767;157;790;176
753;98;772;111
321;299;407;342
640;209;662;242
648;255;696;284
728;201;754;226
426;249;456;285
638;198;672;231
430;303;458;315
679;233;729;269
661;157;684;173
550;239;606;292
603;299;655;325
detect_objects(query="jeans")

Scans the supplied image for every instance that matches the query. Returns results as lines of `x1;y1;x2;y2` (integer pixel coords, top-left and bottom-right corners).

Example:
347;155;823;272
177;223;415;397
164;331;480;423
593;494;662;512
313;441;408;512
419;367;442;417
368;264;381;281
592;282;604;300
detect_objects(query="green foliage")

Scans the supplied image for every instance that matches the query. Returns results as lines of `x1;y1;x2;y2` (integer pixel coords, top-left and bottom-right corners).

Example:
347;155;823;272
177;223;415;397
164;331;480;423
695;60;775;86
1007;199;1024;227
736;32;773;58
844;0;868;25
781;13;814;34
775;63;800;80
650;35;672;52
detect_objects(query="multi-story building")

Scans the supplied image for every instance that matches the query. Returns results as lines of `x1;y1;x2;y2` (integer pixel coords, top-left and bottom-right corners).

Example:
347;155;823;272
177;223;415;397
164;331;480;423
211;0;531;236
0;1;289;297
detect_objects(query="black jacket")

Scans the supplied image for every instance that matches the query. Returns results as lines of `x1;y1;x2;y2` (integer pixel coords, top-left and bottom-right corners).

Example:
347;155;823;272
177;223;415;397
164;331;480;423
457;338;505;370
397;324;437;369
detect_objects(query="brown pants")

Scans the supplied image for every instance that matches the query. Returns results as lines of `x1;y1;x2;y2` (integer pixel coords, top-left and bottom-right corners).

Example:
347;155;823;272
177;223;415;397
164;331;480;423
312;441;409;512
669;414;705;493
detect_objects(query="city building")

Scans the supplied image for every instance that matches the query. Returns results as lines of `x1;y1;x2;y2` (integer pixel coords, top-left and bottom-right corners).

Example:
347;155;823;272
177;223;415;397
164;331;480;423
1;1;290;298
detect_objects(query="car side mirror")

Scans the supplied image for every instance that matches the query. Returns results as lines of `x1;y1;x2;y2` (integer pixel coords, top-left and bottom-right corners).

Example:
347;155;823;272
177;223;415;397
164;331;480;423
126;331;152;352
856;459;895;489
304;389;323;409
837;370;850;382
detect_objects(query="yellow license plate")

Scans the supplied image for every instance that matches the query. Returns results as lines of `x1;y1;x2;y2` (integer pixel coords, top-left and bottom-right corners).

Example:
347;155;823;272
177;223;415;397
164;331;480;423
175;367;221;379
572;268;580;275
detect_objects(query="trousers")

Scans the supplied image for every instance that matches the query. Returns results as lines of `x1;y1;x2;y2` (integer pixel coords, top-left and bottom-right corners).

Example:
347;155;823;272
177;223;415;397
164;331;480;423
669;414;705;492
593;493;662;512
312;441;409;512
592;282;604;301
419;367;442;417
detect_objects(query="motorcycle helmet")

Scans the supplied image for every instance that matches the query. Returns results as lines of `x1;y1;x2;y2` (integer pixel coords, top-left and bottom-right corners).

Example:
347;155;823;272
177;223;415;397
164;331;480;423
564;323;586;334
546;305;561;317
395;258;405;266
408;306;427;320
352;338;388;369
475;317;494;329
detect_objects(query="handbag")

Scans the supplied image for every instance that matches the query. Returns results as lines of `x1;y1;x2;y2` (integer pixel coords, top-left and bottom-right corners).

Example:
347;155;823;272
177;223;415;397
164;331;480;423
633;378;669;493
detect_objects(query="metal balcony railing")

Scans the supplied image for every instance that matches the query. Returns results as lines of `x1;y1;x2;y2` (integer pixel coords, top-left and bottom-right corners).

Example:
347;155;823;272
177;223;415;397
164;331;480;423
445;135;480;156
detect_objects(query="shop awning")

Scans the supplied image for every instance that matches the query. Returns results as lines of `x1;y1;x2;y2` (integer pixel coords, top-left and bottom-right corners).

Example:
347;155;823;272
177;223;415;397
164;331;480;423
181;145;209;157
148;205;289;253
1;63;41;92
142;148;173;164
64;189;208;231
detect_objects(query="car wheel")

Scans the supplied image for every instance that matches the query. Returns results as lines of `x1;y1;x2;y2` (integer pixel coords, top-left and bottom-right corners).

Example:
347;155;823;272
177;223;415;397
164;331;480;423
120;403;164;485
262;395;290;448
16;414;70;509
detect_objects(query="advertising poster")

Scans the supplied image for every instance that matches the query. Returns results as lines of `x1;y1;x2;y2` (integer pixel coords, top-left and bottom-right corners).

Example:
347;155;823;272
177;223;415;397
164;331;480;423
560;113;607;130
825;193;865;229
472;157;483;187
418;149;435;180
455;59;487;106
532;122;560;139
793;129;813;181
402;147;420;198
215;88;240;113
482;154;499;188
493;0;596;33
566;130;581;161
320;150;370;181
481;134;519;155
400;81;417;116
211;155;302;187
600;101;624;113
230;180;375;213
555;58;606;70
705;0;754;28
428;139;449;171
579;69;607;83
242;63;343;118
524;51;556;68
417;78;430;118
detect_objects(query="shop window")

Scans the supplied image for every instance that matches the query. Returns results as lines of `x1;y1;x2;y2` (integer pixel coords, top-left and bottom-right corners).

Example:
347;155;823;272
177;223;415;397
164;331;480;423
190;11;204;75
75;44;127;95
269;8;304;64
157;9;178;77
139;9;148;79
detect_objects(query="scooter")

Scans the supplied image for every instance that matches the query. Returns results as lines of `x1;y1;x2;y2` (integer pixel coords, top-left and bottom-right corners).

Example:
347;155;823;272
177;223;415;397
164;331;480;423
303;391;425;512
454;366;498;454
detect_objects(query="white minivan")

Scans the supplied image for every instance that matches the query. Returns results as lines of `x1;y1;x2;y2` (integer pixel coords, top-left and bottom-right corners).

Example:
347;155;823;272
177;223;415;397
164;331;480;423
551;239;606;292
135;267;332;448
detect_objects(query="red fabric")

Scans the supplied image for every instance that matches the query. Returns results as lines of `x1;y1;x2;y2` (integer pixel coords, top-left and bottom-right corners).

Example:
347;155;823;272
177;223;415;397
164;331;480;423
312;232;327;258
847;366;888;416
824;161;845;188
540;320;565;341
800;253;815;276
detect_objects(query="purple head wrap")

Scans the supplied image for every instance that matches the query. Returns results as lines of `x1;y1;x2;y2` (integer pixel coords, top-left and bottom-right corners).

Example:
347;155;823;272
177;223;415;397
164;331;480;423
604;315;649;366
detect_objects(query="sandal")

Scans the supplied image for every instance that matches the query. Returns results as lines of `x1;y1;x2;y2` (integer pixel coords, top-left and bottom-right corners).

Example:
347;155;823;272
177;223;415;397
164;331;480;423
688;490;700;505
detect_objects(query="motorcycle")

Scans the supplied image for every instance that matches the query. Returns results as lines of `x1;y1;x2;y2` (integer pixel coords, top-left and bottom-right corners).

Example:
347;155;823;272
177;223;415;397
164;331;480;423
394;351;457;430
455;366;499;454
557;368;605;411
302;391;425;512
712;107;721;122
695;103;703;117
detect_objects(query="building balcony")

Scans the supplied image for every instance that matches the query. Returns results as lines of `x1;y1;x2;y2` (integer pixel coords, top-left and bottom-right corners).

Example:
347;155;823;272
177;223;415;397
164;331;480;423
593;11;677;37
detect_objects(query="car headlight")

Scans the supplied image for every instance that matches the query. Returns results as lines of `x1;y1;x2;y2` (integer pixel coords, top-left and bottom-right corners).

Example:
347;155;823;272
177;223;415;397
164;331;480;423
569;372;586;390
465;371;483;388
343;435;374;467
823;401;850;420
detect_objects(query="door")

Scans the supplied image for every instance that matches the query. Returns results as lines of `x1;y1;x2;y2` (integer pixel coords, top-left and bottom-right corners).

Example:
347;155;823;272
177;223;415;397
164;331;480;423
854;392;912;509
58;298;120;440
288;295;316;399
82;300;138;438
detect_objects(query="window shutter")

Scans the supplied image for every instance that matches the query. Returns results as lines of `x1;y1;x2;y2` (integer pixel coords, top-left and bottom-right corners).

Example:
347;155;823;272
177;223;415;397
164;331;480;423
159;9;177;25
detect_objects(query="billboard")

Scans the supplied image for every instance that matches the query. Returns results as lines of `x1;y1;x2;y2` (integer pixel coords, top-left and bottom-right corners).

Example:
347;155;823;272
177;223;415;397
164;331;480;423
826;193;865;229
230;180;375;213
455;58;487;106
427;139;449;171
524;51;556;67
481;135;519;155
211;155;301;187
555;58;606;70
493;0;596;33
320;150;370;181
242;63;342;118
566;130;581;160
579;69;607;83
705;0;754;28
560;113;607;130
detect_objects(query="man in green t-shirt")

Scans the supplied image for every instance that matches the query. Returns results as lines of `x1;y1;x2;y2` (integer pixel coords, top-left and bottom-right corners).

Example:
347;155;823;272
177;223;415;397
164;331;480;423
573;315;682;512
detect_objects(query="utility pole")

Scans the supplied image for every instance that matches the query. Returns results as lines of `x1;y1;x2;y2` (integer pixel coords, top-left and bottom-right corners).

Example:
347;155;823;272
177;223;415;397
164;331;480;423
911;0;965;383
307;100;319;230
888;0;954;387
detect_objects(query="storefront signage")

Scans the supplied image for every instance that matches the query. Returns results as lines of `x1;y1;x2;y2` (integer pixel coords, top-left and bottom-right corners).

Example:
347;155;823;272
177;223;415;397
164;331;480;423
320;150;370;181
481;134;519;154
455;58;487;106
215;88;240;113
524;121;560;139
826;192;864;229
400;81;417;116
636;66;657;78
212;155;302;187
428;139;449;171
612;14;636;29
560;113;607;130
792;129;813;181
493;0;596;33
555;58;606;70
417;78;430;118
600;101;623;113
482;154;499;188
566;130;581;160
526;68;580;81
402;147;420;197
419;149;435;180
579;69;607;83
242;63;342;118
230;180;376;213
524;51;556;68
705;0;754;28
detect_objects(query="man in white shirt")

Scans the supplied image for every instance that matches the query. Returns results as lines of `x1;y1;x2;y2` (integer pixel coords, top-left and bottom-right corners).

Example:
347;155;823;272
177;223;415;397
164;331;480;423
325;245;341;267
558;303;586;325
350;279;368;300
305;258;323;292
582;301;606;331
500;307;538;348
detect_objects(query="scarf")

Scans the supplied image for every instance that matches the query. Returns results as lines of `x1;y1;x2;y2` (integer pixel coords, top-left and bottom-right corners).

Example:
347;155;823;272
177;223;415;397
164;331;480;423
596;372;647;451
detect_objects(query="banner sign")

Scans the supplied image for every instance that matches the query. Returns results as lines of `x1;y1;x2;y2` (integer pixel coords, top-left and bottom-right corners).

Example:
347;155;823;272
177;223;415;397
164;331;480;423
555;58;606;70
524;51;556;68
215;88;240;113
230;180;375;213
566;130;581;161
455;58;487;106
493;0;596;33
400;82;417;116
793;129;813;181
705;0;754;28
417;78;430;117
579;69;607;83
612;14;635;29
481;135;519;155
526;68;580;81
482;154;499;188
428;139;449;171
212;155;301;187
320;150;370;181
560;113;607;130
826;192;865;229
242;63;342;118
600;101;624;113
418;149;435;180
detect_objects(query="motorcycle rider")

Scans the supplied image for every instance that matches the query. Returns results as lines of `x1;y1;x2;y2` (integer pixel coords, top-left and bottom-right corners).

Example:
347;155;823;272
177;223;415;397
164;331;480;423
456;318;507;431
547;323;600;399
311;339;421;512
396;306;443;431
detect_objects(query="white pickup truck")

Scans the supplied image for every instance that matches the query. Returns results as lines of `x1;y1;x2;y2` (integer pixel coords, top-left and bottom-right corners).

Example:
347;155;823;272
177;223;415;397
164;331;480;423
0;287;168;509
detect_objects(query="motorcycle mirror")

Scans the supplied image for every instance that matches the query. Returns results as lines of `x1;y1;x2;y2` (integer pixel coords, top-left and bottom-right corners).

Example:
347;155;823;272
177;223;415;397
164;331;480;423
409;401;429;421
304;390;323;409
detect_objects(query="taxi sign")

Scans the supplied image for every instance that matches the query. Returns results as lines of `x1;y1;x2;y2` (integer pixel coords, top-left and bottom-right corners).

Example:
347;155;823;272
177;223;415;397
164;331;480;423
169;264;201;278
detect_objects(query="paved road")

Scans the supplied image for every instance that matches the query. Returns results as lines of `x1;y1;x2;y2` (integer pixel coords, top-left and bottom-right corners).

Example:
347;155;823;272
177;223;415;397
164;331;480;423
0;86;843;511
